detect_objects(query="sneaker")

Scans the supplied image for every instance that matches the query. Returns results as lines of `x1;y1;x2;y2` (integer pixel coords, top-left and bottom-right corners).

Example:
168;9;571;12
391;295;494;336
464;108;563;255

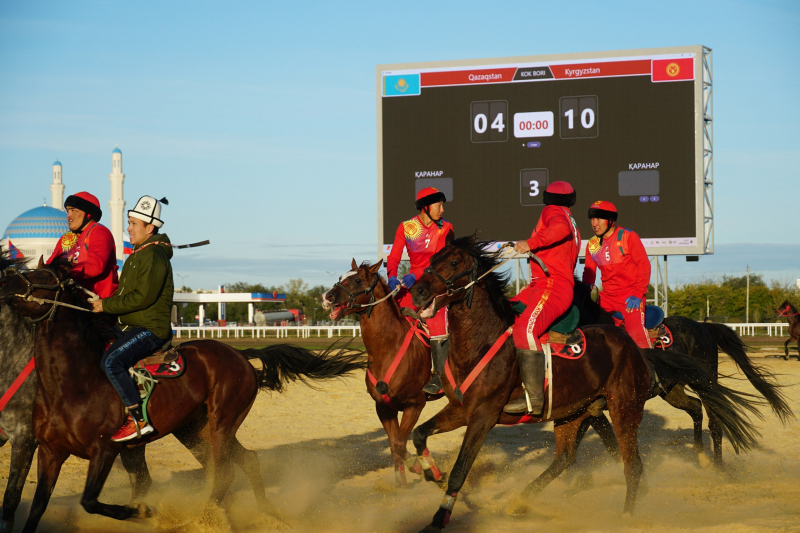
111;414;154;442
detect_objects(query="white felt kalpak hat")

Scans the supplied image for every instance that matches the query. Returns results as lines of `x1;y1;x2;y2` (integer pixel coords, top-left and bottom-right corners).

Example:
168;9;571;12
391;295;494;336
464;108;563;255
129;196;168;228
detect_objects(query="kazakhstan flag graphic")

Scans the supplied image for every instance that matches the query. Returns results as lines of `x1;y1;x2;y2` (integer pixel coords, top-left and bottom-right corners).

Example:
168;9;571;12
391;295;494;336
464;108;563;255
383;74;421;97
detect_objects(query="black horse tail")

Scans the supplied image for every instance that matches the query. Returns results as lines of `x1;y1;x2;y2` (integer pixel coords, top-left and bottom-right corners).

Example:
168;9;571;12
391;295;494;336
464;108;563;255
240;338;367;392
645;348;764;454
701;322;794;424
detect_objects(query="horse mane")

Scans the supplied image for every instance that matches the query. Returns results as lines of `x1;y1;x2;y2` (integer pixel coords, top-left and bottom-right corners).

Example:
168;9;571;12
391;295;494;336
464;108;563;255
43;258;117;355
445;236;516;326
0;247;29;272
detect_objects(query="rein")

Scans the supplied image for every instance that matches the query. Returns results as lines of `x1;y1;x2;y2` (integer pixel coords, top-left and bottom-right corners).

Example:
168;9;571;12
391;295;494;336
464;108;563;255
778;307;800;317
4;267;93;323
334;275;400;318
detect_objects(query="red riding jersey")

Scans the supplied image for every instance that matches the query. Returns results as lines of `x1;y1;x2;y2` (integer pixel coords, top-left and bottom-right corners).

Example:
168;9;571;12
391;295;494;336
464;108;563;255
582;226;650;300
525;206;581;283
386;216;455;280
47;220;119;299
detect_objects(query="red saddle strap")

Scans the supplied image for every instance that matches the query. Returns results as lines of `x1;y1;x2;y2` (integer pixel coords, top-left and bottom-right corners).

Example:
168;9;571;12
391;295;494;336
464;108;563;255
0;357;36;412
444;328;513;404
367;317;430;409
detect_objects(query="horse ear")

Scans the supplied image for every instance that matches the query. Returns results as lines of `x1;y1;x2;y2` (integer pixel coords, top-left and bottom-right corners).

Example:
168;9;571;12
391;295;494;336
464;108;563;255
37;256;45;269
351;258;358;270
368;260;383;274
469;231;477;244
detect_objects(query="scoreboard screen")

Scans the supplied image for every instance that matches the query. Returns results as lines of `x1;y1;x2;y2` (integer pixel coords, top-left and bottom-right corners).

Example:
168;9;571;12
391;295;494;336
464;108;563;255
377;46;711;259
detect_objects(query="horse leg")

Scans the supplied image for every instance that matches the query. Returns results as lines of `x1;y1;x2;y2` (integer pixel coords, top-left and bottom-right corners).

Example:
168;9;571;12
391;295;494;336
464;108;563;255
796;339;800;361
228;437;271;510
119;446;152;504
607;399;645;514
784;338;790;359
586;414;620;458
662;385;705;457
396;403;424;477
412;402;466;483
1;435;37;532
418;411;494;533
173;417;212;470
79;447;149;521
21;445;69;533
521;414;587;498
376;402;408;487
706;408;724;469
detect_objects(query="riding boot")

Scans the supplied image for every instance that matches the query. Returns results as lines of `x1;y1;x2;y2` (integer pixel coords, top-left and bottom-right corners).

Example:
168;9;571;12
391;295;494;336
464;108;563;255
504;349;545;415
423;338;449;395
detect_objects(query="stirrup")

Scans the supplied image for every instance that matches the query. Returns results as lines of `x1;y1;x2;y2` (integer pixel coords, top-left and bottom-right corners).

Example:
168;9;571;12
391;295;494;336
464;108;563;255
423;374;442;395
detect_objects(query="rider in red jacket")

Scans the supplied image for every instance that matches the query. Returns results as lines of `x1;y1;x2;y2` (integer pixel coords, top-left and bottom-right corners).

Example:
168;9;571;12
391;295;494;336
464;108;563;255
386;187;454;395
505;181;581;415
47;192;119;299
582;200;651;349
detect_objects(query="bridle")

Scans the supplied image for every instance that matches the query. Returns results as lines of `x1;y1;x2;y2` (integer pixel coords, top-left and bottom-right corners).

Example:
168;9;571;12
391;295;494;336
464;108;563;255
334;273;399;318
2;267;92;323
778;305;800;318
423;243;549;310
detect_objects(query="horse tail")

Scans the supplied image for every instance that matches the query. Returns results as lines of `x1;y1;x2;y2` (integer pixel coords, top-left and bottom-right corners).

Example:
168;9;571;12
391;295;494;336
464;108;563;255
644;348;764;454
701;322;794;424
240;338;367;392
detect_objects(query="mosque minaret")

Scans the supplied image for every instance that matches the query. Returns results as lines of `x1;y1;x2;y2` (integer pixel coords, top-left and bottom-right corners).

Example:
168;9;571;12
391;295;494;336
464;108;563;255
50;160;64;211
109;147;126;260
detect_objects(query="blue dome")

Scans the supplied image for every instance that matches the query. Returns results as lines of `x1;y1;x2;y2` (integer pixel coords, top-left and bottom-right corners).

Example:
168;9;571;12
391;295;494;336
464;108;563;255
112;147;122;154
53;160;61;166
3;206;68;240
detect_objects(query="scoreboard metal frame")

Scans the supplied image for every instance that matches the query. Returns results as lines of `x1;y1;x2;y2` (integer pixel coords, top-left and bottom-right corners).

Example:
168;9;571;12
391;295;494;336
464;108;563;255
376;46;713;260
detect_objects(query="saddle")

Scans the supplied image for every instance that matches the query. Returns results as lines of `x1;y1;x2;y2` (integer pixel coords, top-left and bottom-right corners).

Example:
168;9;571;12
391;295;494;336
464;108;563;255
511;302;586;359
129;342;187;427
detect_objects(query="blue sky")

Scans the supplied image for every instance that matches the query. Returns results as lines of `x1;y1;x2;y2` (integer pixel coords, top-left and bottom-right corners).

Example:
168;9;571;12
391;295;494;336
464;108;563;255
1;0;798;290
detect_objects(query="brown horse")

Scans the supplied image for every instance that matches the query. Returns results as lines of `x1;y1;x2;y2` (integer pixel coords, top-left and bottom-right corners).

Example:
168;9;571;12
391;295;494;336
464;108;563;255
778;300;800;361
0;260;366;532
409;236;761;532
322;259;445;486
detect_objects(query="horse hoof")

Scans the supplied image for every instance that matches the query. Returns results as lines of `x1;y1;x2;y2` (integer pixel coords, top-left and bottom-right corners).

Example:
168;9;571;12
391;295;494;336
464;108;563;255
419;526;441;533
0;519;14;533
129;502;152;519
504;496;529;516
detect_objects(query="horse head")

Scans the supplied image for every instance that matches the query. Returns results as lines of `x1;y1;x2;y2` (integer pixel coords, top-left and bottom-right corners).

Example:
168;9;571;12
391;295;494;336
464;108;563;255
412;235;481;318
322;259;384;320
778;300;796;318
0;255;73;321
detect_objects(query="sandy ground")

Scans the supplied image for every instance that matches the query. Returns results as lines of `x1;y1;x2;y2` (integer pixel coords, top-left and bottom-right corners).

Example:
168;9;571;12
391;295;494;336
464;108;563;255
1;352;799;532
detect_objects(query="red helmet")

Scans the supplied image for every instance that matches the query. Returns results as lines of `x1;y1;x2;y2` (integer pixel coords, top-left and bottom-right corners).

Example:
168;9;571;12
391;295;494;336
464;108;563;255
415;187;446;211
543;181;576;207
64;191;102;222
587;200;618;221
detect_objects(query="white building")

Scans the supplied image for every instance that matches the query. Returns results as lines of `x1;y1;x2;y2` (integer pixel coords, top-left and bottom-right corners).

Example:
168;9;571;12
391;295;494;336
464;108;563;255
1;148;127;267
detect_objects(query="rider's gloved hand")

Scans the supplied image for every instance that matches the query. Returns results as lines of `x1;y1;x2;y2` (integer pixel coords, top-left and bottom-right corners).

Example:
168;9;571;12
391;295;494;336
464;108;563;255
625;296;642;311
388;276;401;291
401;273;416;288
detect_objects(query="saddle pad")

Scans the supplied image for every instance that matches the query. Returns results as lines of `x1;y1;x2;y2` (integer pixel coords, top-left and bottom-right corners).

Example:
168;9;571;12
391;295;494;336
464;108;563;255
510;302;580;334
134;352;186;379
649;324;674;348
540;328;586;359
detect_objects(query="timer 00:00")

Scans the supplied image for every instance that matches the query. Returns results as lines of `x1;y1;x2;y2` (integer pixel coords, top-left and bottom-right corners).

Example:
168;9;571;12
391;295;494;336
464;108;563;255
513;111;554;138
518;120;548;131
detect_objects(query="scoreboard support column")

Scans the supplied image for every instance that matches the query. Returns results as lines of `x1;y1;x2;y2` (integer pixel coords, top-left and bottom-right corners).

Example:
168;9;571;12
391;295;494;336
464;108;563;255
650;256;669;317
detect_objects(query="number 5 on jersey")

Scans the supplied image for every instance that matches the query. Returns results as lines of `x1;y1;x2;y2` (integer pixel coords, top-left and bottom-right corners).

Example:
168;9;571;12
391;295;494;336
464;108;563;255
471;100;508;143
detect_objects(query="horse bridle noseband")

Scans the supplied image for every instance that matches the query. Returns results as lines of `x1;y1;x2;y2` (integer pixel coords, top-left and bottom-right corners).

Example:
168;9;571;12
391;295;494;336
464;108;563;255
423;260;479;309
334;274;381;318
2;267;74;323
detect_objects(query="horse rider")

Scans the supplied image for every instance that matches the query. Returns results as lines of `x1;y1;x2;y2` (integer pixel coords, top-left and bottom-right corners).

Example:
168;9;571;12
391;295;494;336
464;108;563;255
90;196;174;442
582;200;652;349
505;181;581;415
386;187;454;395
47;191;119;299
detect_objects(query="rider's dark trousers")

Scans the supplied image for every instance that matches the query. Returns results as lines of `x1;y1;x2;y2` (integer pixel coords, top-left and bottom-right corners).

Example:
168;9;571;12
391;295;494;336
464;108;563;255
101;327;167;407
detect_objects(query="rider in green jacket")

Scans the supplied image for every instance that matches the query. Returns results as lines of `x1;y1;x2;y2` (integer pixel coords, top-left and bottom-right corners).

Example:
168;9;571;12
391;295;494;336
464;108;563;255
91;196;174;442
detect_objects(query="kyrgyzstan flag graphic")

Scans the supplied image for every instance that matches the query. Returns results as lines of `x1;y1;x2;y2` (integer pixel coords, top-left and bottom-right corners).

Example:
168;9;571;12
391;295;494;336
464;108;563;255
652;58;694;82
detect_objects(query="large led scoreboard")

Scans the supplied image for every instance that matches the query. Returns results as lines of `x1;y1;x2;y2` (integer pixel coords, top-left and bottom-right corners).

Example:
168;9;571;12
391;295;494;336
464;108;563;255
377;46;713;259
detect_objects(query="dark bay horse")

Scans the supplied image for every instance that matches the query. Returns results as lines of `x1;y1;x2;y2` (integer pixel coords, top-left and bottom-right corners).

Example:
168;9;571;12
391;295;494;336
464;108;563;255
0;253;185;532
0;260;366;532
322;259;445;486
409;237;761;532
778;300;800;360
575;283;792;465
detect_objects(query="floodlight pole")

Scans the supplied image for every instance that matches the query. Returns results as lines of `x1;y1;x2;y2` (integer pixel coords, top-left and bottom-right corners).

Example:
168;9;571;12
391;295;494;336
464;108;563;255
746;265;750;323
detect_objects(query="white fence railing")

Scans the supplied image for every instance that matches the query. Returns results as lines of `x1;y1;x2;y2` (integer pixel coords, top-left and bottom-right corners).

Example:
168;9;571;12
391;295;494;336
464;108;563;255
722;323;789;337
173;325;362;339
173;323;789;340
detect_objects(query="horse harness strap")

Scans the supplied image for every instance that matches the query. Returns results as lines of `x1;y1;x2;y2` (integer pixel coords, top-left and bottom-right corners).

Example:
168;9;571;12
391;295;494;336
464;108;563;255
334;275;382;317
445;327;513;404
367;317;430;409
